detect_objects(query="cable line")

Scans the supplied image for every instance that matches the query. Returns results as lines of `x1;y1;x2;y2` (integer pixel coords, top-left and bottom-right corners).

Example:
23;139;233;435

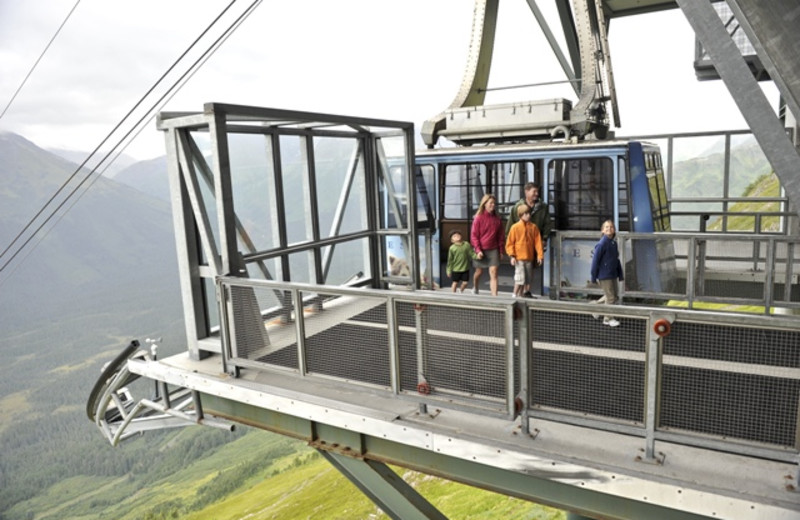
0;0;262;279
0;1;81;121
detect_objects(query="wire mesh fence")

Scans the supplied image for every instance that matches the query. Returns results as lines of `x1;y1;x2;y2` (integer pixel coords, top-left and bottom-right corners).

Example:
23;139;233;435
218;276;800;456
530;309;647;424
396;301;509;409
660;320;800;447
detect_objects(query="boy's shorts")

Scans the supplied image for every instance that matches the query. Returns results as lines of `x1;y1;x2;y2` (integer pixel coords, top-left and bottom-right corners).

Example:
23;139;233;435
450;270;469;282
514;260;533;285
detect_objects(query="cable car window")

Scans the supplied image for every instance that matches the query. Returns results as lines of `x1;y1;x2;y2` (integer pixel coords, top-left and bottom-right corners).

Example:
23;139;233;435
548;157;614;231
618;157;630;231
383;165;407;229
442;163;486;219
416;164;435;228
646;152;670;231
490;161;538;220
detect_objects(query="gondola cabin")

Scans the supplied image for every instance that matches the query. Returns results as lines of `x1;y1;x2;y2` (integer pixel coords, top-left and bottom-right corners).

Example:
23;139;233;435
405;139;674;295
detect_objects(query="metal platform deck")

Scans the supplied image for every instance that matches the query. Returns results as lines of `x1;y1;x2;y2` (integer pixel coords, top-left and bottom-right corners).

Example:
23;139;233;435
120;293;800;520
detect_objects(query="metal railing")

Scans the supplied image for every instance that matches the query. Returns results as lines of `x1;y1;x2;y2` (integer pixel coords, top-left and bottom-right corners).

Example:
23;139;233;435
218;278;518;416
670;209;797;234
626;129;796;235
551;231;800;313
525;300;800;463
216;275;800;463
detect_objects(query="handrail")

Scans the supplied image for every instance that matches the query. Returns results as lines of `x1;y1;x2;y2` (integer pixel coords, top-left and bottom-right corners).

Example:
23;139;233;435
669;210;796;234
215;274;800;463
551;230;800;312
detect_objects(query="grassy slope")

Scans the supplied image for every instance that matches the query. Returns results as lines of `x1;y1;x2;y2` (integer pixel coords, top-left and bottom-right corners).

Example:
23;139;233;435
707;172;781;232
183;446;564;520
13;429;564;520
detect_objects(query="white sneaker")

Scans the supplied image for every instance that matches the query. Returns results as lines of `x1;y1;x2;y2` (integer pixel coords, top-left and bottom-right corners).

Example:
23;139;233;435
592;314;600;320
603;318;620;327
471;287;479;295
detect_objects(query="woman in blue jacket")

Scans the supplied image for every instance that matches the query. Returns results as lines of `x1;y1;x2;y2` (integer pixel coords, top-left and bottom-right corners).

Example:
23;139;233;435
590;220;624;327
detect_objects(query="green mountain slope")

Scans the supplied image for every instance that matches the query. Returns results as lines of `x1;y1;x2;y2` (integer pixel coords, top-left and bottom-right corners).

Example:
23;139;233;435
670;137;772;200
112;155;170;201
0;132;186;516
707;172;781;232
7;428;563;520
0;132;183;333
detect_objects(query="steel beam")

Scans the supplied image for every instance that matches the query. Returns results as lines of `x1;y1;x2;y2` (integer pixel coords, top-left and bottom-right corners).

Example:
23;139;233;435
200;394;729;520
727;1;800;125
676;0;800;217
421;0;499;146
320;451;448;520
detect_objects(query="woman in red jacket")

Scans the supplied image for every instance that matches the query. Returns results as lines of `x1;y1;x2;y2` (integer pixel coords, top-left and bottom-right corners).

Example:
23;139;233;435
470;194;505;295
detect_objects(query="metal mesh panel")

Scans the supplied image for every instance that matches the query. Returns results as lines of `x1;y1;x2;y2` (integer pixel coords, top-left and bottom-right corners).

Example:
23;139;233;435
228;286;292;366
397;302;508;403
530;310;647;424
301;291;390;387
513;319;520;398
241;287;297;370
661;322;800;447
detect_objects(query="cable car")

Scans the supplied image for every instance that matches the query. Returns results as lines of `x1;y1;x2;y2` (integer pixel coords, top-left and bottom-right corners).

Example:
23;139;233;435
410;139;674;295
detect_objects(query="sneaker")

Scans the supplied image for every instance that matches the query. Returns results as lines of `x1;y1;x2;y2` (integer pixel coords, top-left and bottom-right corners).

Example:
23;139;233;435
603;318;620;327
471;287;479;295
523;291;533;298
592;314;600;320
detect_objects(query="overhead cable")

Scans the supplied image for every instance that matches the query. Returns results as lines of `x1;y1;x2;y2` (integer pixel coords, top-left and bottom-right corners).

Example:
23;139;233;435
0;0;262;280
0;1;81;120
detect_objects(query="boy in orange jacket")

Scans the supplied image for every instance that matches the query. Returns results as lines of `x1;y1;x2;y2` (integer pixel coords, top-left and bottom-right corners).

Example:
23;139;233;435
505;204;543;298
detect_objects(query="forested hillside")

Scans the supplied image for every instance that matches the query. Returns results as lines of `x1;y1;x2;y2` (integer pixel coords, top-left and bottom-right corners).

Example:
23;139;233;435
0;132;186;516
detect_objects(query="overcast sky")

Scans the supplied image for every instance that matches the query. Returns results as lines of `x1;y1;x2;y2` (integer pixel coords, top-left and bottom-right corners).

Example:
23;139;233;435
0;0;778;161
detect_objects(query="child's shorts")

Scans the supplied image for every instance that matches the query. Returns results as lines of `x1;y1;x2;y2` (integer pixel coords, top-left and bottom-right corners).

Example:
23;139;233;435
450;270;469;282
514;260;533;285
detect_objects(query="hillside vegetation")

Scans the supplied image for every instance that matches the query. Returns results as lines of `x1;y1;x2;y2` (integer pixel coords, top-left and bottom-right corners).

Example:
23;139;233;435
5;425;564;520
707;172;782;232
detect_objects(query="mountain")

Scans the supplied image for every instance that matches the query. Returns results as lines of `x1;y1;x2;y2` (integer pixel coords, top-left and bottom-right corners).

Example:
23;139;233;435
112;155;170;201
670;137;772;199
0;132;188;515
0;132;182;332
47;147;138;179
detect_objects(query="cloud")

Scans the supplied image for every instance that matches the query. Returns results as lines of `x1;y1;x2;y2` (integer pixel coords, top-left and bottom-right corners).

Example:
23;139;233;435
0;1;770;160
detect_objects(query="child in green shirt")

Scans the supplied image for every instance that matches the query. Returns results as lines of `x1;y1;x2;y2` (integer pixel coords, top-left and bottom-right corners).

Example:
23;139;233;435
446;229;478;293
